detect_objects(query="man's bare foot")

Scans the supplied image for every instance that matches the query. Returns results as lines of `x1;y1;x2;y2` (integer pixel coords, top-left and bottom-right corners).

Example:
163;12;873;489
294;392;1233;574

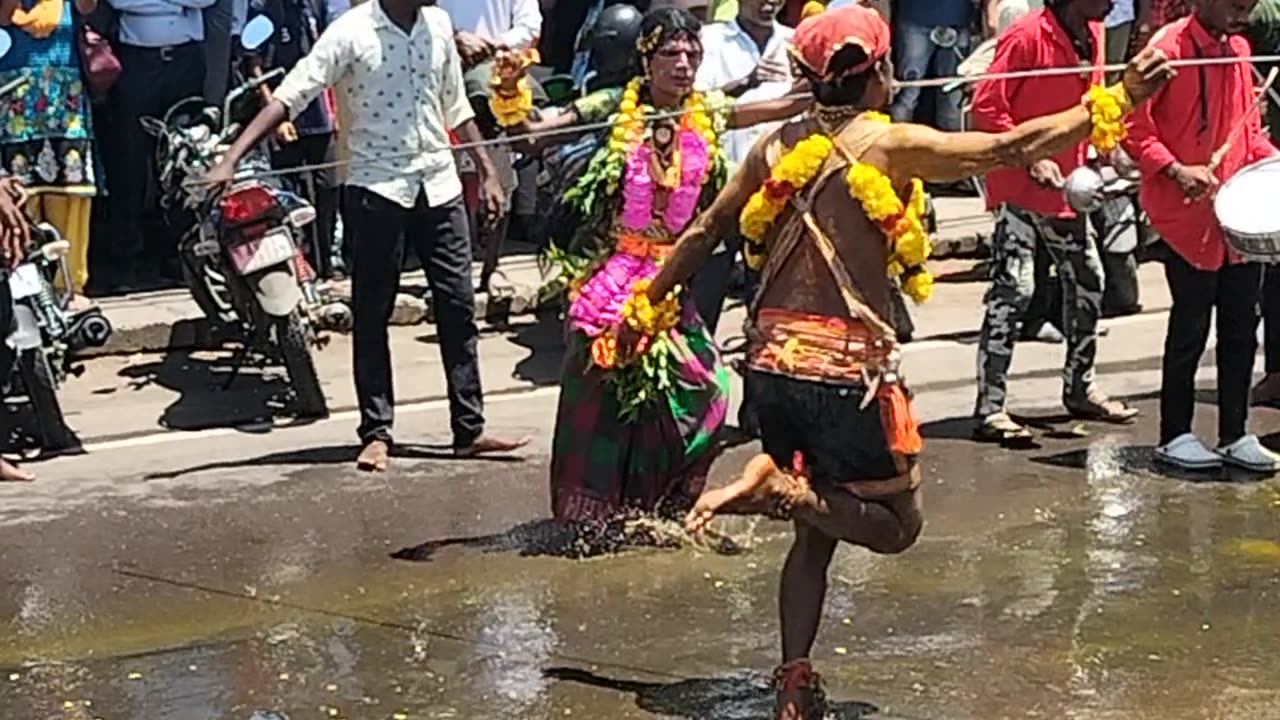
685;454;806;533
1253;373;1280;407
0;458;34;482
454;434;530;458
356;440;390;472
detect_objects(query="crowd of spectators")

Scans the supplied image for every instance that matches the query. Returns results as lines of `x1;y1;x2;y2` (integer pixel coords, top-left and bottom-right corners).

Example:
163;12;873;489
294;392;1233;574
0;0;1183;302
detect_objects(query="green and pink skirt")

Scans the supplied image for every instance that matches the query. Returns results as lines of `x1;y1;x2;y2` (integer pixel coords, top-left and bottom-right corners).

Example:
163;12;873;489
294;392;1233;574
549;250;729;524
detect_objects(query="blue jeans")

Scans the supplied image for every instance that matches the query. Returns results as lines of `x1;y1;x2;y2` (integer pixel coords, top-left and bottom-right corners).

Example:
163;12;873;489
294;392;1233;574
889;21;969;131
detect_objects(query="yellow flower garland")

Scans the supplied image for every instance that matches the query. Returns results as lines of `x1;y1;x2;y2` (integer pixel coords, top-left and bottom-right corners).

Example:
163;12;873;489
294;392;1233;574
845;112;933;303
847;163;934;303
801;0;826;19
736;110;934;302
739;133;835;250
491;78;534;128
1086;83;1131;153
620;278;681;336
604;78;720;193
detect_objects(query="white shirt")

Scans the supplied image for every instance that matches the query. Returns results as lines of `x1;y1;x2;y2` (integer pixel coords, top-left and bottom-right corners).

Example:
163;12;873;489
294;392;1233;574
1105;0;1134;28
273;2;475;208
436;0;541;49
107;0;214;47
695;19;795;170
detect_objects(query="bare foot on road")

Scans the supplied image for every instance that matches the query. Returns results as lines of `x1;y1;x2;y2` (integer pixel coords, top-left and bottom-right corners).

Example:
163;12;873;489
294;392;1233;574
0;459;34;482
356;440;390;472
455;435;530;459
685;453;795;533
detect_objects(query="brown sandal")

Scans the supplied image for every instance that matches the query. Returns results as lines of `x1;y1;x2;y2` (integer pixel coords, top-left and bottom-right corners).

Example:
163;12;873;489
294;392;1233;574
773;658;827;720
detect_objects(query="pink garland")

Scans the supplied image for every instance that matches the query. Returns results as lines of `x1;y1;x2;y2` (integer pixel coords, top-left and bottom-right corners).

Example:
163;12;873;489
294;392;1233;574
620;145;654;230
665;130;708;232
619;129;710;234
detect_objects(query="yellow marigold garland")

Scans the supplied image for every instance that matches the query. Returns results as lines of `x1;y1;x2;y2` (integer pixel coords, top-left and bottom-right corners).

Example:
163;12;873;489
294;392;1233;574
488;49;541;128
733;109;934;301
847;163;934;303
801;0;826;19
490;78;534;127
601;78;719;195
620;278;681;336
1086;83;1131;153
738;134;835;270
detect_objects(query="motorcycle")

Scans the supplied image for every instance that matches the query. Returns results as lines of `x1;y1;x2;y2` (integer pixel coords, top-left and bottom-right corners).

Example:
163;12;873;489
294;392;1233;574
6;223;113;452
140;16;328;418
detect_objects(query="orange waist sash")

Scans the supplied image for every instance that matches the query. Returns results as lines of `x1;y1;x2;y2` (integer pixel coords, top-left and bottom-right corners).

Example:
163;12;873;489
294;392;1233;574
749;309;922;457
748;309;893;382
616;232;674;260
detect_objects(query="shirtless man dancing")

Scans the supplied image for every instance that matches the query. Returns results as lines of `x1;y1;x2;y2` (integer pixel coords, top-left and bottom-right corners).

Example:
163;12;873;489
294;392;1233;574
638;6;1173;718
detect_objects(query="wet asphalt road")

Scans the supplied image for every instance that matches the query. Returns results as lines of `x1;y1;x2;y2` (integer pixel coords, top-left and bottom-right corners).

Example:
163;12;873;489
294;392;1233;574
4;274;1280;720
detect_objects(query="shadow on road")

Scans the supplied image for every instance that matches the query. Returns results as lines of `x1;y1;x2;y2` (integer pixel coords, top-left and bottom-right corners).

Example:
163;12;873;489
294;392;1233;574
392;512;746;562
545;667;879;720
142;442;523;480
507;312;566;386
117;347;312;433
390;519;578;561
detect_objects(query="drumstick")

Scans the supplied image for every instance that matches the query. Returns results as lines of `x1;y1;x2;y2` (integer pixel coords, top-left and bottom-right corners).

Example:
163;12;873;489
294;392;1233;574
1209;66;1279;173
1180;66;1279;205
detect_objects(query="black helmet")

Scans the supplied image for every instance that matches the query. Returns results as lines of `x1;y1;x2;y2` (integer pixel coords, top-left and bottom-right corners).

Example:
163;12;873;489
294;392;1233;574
587;4;644;81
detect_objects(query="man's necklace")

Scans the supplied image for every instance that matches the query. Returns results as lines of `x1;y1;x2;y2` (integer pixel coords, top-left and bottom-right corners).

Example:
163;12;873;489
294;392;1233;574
814;104;862;127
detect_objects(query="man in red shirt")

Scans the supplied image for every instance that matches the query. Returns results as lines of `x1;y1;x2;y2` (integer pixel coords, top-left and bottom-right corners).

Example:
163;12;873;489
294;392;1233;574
1125;0;1280;472
970;0;1139;443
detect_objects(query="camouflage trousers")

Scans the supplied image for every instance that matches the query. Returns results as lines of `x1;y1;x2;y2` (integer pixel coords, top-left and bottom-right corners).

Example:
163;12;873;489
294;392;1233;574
975;204;1105;418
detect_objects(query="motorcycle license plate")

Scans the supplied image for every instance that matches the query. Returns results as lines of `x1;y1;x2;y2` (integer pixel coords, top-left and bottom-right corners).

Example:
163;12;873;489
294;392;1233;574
228;227;296;276
8;264;42;300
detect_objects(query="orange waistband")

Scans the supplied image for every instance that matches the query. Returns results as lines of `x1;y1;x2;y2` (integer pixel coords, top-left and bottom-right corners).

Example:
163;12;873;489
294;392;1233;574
750;309;894;382
616;232;674;260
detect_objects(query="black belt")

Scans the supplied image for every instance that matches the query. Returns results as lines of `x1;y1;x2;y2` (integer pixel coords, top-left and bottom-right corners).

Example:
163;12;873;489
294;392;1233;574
120;41;198;63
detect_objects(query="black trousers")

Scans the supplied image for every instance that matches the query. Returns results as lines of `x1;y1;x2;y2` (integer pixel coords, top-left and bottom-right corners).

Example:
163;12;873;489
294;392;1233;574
687;242;739;337
1264;264;1280;374
346;187;484;447
107;42;207;265
272;134;339;279
1159;252;1262;446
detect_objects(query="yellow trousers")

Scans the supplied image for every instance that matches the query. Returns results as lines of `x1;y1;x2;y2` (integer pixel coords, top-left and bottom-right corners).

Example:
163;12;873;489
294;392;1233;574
26;194;91;294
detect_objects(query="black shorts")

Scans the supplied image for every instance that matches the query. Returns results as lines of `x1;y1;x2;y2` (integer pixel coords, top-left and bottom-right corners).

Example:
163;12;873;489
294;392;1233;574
748;370;914;486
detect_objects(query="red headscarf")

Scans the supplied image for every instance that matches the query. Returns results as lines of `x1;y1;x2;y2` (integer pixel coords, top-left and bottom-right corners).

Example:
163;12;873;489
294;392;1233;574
789;4;891;80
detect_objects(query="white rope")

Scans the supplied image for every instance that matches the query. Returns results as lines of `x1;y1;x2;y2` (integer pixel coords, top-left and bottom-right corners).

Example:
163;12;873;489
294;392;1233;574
198;53;1280;185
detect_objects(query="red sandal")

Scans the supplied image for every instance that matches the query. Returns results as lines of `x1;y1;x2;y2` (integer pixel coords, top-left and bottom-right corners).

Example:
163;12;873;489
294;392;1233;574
773;658;827;720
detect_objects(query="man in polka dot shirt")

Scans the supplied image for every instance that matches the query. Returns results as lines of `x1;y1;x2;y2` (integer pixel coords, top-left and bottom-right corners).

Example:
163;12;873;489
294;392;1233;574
208;0;530;471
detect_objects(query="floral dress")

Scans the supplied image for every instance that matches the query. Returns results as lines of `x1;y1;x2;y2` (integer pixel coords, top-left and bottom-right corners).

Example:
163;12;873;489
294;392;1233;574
0;0;99;195
548;85;733;525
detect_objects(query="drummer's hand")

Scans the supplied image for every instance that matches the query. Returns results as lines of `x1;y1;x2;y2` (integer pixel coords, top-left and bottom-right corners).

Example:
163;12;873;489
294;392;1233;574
1028;159;1065;189
1167;162;1217;200
1122;47;1176;105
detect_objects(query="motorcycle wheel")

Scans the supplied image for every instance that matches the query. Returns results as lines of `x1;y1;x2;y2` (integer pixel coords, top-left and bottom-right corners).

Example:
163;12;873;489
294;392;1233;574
17;348;79;452
274;311;328;419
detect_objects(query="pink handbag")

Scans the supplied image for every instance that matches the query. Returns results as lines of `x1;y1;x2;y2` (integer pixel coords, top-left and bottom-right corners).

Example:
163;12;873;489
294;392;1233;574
78;24;121;102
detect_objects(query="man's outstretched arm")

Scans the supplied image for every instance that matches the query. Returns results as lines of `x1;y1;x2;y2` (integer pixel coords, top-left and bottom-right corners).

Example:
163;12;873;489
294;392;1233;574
646;136;772;302
884;47;1175;184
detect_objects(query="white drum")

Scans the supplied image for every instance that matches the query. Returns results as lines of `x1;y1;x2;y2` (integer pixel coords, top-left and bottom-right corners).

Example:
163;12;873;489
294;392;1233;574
1215;156;1280;262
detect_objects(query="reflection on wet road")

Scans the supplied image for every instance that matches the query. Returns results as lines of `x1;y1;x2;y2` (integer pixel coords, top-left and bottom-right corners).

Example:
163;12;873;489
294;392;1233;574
4;399;1280;720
